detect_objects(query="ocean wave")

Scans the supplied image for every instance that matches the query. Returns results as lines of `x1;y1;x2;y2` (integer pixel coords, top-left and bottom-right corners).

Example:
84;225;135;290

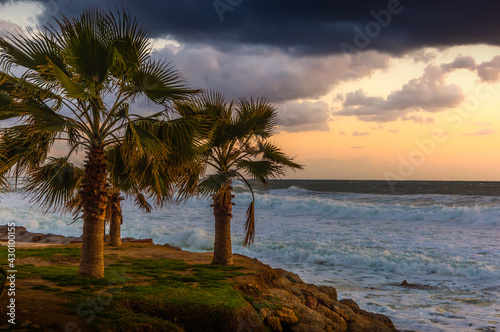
232;191;500;227
236;242;500;282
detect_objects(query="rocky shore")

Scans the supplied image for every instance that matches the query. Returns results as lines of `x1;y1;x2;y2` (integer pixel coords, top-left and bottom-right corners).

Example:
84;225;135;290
0;225;399;331
233;264;398;331
0;225;153;245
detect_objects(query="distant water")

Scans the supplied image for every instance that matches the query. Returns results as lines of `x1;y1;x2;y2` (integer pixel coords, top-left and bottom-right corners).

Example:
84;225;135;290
1;180;499;331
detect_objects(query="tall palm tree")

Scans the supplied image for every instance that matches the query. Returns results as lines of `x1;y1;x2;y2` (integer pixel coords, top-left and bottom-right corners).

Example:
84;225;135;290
191;93;303;265
0;9;199;278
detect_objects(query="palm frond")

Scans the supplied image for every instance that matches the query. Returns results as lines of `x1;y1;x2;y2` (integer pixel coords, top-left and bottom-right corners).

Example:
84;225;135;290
133;190;152;213
56;9;110;85
1;125;57;174
233;98;277;139
236;159;276;184
258;141;304;170
0;28;66;76
122;120;170;162
130;59;200;104
102;9;151;78
198;170;238;197
24;157;84;213
243;200;255;247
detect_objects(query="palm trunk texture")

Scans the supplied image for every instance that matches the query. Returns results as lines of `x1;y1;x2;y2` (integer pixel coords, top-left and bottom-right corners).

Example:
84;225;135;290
212;188;234;266
109;193;123;247
78;145;108;278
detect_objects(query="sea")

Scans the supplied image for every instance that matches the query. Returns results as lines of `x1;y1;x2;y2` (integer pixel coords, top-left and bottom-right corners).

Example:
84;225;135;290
1;179;499;332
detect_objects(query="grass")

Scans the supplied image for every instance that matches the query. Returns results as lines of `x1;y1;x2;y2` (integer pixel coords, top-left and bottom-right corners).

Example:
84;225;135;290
31;284;63;292
13;247;81;261
1;246;253;332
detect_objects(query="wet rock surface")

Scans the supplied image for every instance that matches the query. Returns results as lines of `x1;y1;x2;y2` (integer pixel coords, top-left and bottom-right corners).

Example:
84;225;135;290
237;263;399;332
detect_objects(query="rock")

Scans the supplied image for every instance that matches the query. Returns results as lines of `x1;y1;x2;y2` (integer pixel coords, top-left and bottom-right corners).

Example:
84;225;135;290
315;285;338;302
303;291;318;309
340;299;397;331
259;307;272;319
234;306;265;332
240;283;261;297
0;225;154;245
328;304;351;322
31;234;43;242
339;299;360;313
163;243;182;251
316;305;347;332
276;307;299;325
122;237;154;244
266;316;282;332
400;280;434;289
235;263;398;332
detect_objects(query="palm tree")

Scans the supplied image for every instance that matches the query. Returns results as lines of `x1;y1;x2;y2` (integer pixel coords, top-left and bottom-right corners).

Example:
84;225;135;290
0;9;199;278
191;93;303;265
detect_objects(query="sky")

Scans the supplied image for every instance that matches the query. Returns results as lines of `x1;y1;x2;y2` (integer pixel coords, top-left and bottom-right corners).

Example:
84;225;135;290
1;0;500;181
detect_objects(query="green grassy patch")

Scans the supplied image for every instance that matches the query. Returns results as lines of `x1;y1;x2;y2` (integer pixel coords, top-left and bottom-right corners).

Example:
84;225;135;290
17;264;130;287
8;247;254;332
15;247;81;260
94;304;181;332
31;284;63;292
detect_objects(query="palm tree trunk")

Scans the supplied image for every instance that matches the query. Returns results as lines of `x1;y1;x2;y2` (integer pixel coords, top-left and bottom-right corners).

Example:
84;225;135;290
212;186;233;266
109;193;123;247
79;145;108;278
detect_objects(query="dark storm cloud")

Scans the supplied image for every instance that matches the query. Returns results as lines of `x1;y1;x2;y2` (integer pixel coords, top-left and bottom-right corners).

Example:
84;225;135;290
24;0;500;56
156;45;390;103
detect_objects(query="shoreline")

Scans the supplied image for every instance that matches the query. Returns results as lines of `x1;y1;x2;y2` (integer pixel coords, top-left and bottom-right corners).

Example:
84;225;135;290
0;225;400;331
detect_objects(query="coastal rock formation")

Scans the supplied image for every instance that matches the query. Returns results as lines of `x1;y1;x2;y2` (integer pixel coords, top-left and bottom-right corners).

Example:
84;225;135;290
0;225;80;244
235;265;398;332
0;225;153;245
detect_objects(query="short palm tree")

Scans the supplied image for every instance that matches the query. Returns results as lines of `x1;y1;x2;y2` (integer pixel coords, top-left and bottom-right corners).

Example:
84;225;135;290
0;9;199;278
192;93;303;265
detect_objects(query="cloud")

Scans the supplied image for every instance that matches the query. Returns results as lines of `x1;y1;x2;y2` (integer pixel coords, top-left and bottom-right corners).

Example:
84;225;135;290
28;0;500;56
461;129;497;136
335;65;465;122
477;56;500;82
155;45;390;103
388;129;399;133
277;101;330;132
442;55;500;83
442;56;476;71
351;146;364;149
352;131;369;136
401;115;435;124
0;19;21;36
471;122;492;126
